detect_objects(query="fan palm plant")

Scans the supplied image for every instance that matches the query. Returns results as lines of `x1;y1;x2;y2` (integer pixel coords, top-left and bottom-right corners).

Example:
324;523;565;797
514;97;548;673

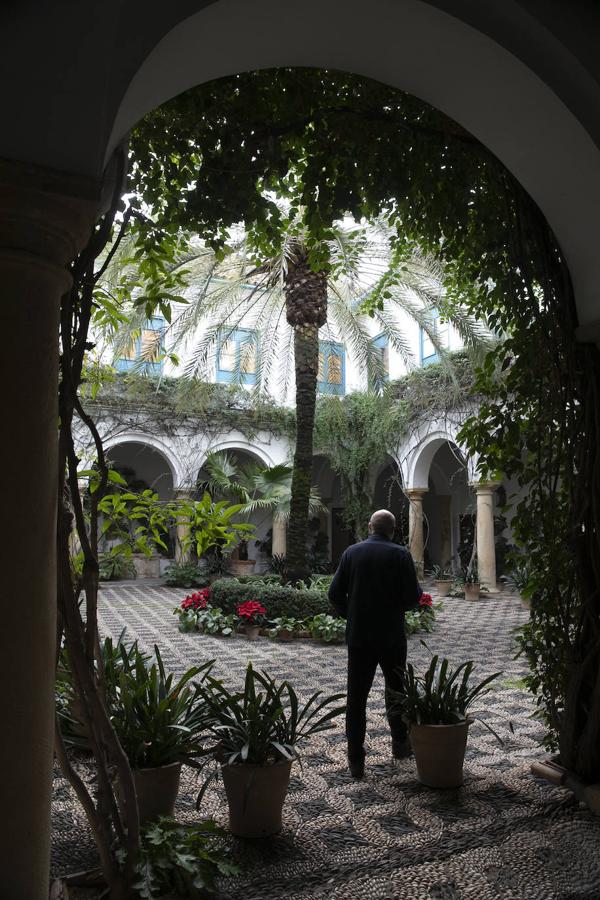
200;451;324;560
101;213;489;581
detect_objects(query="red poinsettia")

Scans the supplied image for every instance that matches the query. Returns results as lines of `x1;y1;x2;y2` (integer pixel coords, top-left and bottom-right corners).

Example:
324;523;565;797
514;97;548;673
237;600;267;626
419;592;433;607
181;588;210;612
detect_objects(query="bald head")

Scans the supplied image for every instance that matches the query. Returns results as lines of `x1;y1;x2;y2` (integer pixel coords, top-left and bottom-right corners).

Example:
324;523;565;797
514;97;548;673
368;509;396;539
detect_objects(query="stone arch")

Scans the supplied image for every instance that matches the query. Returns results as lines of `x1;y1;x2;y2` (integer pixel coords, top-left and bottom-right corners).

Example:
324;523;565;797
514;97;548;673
103;436;178;500
103;432;183;490
101;0;600;336
198;439;275;471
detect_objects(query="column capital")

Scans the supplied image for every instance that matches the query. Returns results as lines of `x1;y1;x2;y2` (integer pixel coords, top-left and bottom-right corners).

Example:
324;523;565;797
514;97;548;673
174;486;195;499
0;156;99;268
471;480;501;494
405;487;428;500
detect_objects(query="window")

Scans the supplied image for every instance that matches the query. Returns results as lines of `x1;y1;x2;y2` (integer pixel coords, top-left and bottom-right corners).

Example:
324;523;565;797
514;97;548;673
318;341;345;395
216;328;258;384
371;333;389;386
419;308;448;366
116;316;164;374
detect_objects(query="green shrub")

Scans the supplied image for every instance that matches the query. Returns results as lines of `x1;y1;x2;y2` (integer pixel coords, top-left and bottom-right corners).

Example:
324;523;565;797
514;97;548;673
210;577;333;620
98;552;136;581
164;561;209;588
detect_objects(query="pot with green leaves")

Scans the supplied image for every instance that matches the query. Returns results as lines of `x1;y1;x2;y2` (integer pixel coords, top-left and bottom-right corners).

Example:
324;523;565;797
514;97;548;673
308;613;346;643
196;663;345;837
110;642;214;823
269;616;304;642
461;564;480;601
430;565;454;598
397;649;502;788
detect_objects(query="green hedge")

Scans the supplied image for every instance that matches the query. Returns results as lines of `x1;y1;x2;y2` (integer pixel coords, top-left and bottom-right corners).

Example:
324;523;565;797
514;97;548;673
210;578;334;620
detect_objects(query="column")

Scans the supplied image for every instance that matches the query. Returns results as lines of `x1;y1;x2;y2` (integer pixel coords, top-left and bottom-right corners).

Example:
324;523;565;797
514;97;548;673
474;481;500;592
174;488;194;562
0;158;98;900
272;512;287;558
406;488;427;576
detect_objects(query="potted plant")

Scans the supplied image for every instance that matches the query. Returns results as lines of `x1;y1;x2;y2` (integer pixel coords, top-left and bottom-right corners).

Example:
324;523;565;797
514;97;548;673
196;663;345;837
109;643;214;823
173;588;211;633
430;564;454;598
197;606;236;636
227;539;256;576
397;649;502;788
237;599;267;640
269;616;304;642
308;613;346;643
462;563;481;601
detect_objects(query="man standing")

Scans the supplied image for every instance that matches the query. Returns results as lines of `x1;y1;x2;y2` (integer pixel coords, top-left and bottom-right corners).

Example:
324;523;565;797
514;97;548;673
328;509;421;778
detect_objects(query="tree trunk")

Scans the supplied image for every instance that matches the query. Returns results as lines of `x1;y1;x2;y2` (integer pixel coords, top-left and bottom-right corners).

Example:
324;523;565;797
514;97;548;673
286;324;319;582
283;246;327;582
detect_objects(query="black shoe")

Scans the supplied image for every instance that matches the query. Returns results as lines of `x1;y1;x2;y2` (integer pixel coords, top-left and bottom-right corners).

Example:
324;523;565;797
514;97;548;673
392;737;411;759
347;750;365;778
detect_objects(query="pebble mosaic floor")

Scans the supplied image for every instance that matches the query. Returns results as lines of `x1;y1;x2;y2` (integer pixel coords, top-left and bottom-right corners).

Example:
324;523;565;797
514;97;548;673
51;584;600;899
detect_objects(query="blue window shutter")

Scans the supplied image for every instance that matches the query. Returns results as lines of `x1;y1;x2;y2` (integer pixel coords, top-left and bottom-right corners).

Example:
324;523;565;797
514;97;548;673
216;328;258;385
318;340;345;395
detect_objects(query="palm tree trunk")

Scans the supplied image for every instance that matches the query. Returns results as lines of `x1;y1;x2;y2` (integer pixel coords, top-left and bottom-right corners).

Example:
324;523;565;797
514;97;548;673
286;324;319;582
284;247;327;582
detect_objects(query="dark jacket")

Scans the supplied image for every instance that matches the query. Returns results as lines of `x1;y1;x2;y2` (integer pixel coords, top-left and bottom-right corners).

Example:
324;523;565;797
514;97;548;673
328;534;421;648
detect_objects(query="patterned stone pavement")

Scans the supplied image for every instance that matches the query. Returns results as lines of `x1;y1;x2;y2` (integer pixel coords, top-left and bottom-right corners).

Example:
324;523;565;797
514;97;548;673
52;585;600;899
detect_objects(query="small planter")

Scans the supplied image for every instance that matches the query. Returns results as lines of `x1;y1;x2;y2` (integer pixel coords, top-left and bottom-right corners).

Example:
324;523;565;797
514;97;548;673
464;583;480;601
221;759;293;837
434;579;453;598
228;559;256;576
132;553;161;579
245;624;261;641
276;629;295;642
410;719;472;788
125;761;182;824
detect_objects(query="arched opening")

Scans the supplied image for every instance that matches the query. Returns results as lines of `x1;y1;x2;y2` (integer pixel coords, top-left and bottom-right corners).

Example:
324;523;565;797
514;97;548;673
422;441;470;572
105;440;175;501
312;454;345;568
197;446;277;571
372;455;409;545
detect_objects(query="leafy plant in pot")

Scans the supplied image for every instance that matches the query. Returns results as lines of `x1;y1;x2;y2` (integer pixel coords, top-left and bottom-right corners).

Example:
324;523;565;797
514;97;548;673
269;616;304;642
461;562;481;601
196;663;346;837
396;646;502;788
110;642;214;823
430;564;454;598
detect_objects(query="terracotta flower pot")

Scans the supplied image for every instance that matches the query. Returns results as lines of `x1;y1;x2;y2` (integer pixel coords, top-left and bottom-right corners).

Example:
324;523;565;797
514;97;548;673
221;759;293;837
245;624;261;641
131;761;182;824
464;583;480;601
434;579;453;598
228;558;256;576
276;629;294;642
410;720;471;788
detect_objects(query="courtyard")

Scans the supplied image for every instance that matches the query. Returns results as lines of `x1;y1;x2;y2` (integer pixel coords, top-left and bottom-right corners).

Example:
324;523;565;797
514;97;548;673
52;586;600;899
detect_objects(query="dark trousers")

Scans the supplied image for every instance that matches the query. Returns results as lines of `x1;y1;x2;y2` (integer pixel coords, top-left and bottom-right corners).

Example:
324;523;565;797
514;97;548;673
346;642;407;758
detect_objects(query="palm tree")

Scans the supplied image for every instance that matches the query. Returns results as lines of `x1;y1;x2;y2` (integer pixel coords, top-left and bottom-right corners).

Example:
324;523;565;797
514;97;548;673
200;451;324;563
102;214;489;581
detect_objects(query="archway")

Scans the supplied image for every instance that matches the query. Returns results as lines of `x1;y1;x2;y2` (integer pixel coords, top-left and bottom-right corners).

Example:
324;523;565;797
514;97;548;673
372;455;409;545
105;440;175;501
197;446;277;571
421;441;470;573
312;454;346;567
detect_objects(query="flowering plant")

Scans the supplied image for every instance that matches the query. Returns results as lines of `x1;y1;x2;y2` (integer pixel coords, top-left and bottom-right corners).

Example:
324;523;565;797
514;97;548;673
173;588;211;632
237;600;267;627
181;588;211;613
405;594;442;635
